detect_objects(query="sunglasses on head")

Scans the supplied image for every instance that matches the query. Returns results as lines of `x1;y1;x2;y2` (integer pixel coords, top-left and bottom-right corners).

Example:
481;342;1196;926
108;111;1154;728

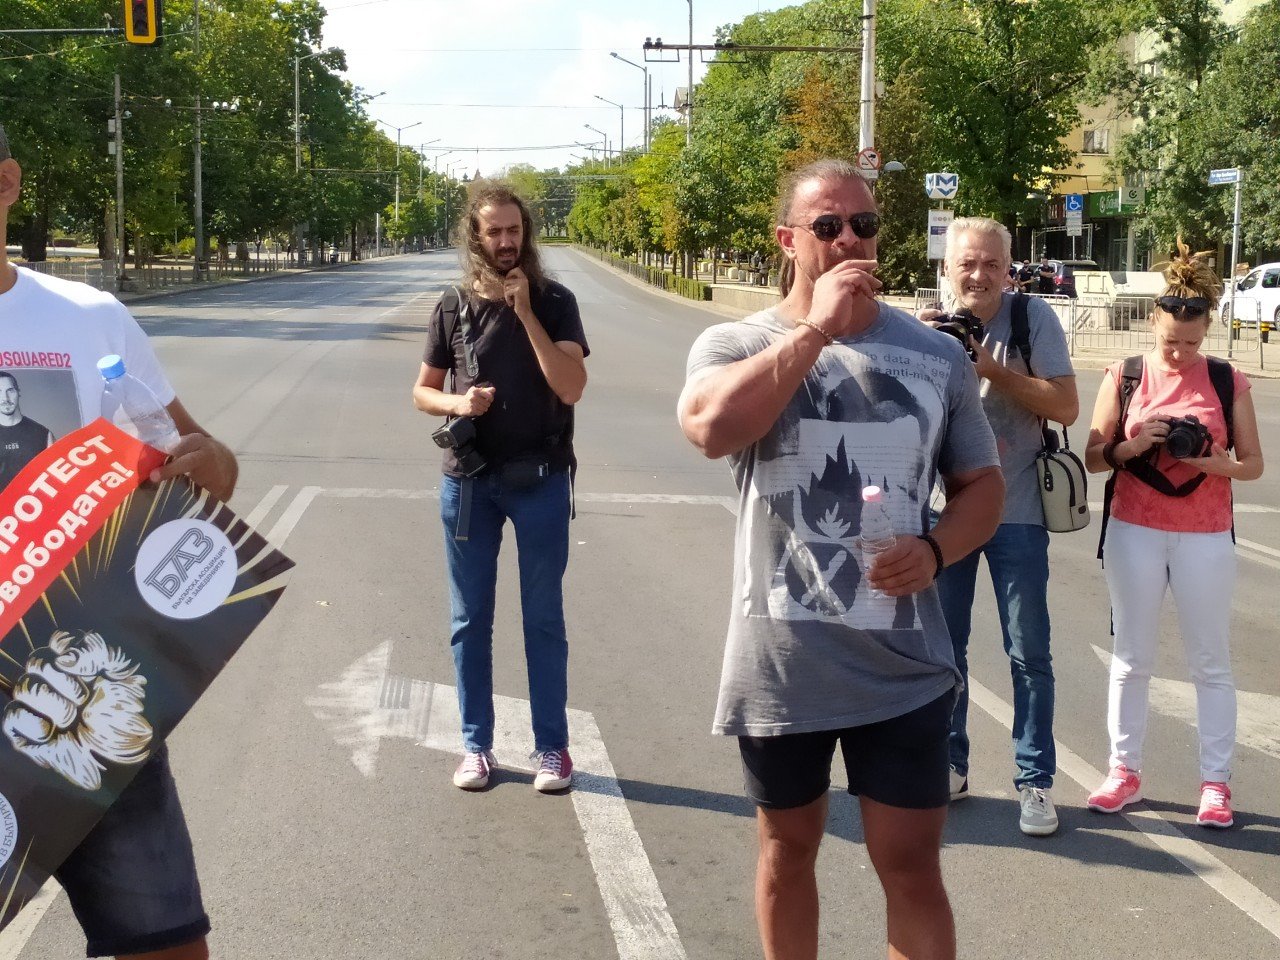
792;212;881;242
1155;295;1210;318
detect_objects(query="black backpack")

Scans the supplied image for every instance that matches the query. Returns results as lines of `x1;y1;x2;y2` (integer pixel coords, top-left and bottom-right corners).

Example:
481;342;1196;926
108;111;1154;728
1095;354;1235;558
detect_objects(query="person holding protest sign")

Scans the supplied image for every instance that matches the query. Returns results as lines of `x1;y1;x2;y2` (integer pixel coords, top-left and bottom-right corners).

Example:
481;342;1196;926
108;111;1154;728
0;123;236;959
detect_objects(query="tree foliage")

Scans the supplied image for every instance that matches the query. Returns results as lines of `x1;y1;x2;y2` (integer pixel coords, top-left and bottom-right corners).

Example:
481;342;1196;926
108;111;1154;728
0;0;424;261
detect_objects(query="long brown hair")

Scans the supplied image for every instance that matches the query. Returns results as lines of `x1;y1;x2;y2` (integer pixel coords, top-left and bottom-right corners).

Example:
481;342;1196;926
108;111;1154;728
774;159;869;297
458;182;550;292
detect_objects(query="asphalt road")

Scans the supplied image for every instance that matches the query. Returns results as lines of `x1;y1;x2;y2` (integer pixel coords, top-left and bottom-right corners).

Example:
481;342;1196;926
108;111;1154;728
6;248;1280;959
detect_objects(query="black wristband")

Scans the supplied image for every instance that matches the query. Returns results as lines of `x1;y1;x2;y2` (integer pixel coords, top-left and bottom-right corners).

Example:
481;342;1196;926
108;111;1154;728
917;534;944;582
1102;441;1123;470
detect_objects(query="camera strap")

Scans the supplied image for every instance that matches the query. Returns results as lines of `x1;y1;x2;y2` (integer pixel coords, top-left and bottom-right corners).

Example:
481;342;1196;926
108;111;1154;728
441;285;480;541
441;285;479;399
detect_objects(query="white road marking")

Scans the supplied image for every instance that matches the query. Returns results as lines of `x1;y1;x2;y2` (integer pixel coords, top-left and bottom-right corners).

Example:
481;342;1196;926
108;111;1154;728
243;484;289;530
0;880;62;959
1088;644;1280;761
967;677;1280;940
307;642;688;960
265;485;323;547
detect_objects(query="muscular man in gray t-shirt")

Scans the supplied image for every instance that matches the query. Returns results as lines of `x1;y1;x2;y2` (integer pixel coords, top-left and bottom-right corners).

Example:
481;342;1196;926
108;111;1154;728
680;160;1003;960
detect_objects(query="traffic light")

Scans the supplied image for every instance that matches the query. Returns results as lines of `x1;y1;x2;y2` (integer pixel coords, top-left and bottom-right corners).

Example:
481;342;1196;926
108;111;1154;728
123;0;162;46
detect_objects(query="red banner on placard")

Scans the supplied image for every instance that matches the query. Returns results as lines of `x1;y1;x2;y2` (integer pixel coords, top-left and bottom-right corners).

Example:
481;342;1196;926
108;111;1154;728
0;421;165;639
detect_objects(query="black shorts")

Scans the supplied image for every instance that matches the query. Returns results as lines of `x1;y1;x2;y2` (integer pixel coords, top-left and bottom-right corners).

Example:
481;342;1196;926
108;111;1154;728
55;744;210;957
738;691;956;810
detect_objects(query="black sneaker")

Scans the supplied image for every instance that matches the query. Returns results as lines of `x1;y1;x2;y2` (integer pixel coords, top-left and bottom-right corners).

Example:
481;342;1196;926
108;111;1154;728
949;765;969;801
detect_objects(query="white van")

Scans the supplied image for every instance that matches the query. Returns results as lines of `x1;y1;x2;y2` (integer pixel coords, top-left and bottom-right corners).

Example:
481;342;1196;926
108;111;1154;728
1227;262;1280;327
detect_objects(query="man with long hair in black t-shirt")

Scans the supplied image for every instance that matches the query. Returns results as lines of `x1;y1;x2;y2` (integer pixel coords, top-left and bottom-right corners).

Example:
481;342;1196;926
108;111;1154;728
412;183;589;795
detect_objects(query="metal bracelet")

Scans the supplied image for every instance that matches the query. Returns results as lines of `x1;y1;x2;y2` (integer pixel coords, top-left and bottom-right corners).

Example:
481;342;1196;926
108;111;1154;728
794;317;835;346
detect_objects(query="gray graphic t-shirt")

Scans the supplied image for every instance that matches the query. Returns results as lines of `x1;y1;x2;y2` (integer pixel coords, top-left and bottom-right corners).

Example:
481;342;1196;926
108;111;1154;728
977;294;1075;525
684;304;999;736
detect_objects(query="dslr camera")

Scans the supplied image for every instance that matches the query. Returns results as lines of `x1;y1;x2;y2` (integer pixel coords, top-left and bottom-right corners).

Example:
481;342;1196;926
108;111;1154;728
432;416;488;477
934;309;985;362
1163;415;1212;460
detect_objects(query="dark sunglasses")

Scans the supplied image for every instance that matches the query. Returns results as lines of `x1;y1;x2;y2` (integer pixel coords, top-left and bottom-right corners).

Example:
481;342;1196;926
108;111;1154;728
1155;295;1210;318
792;212;881;242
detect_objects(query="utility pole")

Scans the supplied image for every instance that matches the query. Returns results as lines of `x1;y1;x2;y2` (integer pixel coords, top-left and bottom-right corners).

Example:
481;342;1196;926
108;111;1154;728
113;73;125;292
193;0;204;280
859;0;876;155
686;0;693;145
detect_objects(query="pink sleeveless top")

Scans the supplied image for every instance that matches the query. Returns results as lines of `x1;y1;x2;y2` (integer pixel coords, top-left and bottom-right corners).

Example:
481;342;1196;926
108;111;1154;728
1106;355;1250;533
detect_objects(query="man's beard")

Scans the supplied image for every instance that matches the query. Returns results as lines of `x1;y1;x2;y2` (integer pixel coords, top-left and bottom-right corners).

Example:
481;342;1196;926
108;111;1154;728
487;247;521;277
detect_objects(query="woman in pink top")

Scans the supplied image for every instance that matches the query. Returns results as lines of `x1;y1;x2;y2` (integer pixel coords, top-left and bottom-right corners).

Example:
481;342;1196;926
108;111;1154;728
1082;242;1264;828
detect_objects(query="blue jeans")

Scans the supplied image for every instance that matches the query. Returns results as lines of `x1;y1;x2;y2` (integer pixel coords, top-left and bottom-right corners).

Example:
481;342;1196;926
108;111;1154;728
937;523;1055;789
440;469;571;753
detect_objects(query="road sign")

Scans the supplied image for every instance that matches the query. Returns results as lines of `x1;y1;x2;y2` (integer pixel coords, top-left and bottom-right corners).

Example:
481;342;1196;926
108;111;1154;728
1209;167;1241;186
856;147;881;172
927;209;953;260
1066;210;1083;237
1065;193;1084;213
925;172;959;200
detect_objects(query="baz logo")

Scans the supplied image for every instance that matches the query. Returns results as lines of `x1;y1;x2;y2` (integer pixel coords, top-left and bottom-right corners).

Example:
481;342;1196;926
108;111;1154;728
0;792;16;870
144;528;215;600
135;520;237;620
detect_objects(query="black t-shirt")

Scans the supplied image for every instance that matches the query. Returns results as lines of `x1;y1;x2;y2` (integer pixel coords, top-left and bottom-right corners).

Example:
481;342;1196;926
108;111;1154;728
0;416;51;491
1036;266;1056;295
423;279;589;477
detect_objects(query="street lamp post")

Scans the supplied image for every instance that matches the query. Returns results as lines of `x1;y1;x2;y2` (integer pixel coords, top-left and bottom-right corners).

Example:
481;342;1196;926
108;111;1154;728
294;47;329;173
594;95;624;162
610;52;649;151
433;150;455;245
375;119;423;245
584;124;609;164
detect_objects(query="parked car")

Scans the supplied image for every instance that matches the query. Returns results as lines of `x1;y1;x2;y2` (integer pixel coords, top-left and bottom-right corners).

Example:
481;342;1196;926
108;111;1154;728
1044;259;1098;299
1226;262;1280;328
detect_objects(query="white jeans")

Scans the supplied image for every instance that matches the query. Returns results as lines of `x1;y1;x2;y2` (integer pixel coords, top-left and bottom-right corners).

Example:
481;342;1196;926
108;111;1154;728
1103;519;1237;782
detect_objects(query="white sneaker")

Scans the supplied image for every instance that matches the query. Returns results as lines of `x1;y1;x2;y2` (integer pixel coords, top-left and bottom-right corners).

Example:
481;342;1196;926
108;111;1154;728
1018;785;1059;836
949;765;969;801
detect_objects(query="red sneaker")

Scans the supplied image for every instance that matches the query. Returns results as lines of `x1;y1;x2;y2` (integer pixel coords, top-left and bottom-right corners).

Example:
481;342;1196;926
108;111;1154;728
533;749;573;792
1086;765;1142;813
1196;781;1233;828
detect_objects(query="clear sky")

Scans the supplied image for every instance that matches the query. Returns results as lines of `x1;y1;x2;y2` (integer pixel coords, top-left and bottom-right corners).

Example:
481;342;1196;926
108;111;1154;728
317;0;786;177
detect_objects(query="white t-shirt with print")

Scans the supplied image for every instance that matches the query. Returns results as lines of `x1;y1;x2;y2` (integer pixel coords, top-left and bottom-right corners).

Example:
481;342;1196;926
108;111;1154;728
0;268;174;454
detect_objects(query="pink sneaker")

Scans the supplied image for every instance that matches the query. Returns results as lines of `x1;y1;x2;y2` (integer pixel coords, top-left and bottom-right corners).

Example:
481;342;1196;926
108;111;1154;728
453;750;495;790
1196;781;1233;828
533;748;573;792
1086;765;1142;813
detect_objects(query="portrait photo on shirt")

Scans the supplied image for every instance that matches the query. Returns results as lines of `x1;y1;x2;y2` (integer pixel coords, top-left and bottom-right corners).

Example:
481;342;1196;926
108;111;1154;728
0;366;80;493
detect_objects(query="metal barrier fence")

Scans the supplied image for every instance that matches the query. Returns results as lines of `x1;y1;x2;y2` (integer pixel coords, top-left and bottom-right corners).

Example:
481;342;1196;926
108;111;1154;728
910;288;1272;367
21;255;290;294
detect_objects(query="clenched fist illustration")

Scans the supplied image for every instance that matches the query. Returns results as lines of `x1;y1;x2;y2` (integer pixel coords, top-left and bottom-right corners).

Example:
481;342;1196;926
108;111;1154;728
2;630;152;791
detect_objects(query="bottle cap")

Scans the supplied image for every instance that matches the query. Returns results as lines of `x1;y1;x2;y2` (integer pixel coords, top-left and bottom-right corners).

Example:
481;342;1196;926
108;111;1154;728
861;485;883;503
97;355;126;381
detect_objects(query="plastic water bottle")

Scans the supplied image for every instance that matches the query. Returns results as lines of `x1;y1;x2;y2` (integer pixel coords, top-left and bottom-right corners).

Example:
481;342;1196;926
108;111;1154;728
859;485;897;599
98;354;180;453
